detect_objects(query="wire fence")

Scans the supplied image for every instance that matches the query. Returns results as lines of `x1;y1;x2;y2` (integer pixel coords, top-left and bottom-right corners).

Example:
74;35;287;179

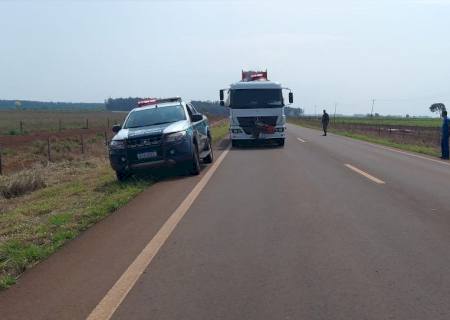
0;118;228;175
1;117;125;136
0;130;113;175
291;118;442;149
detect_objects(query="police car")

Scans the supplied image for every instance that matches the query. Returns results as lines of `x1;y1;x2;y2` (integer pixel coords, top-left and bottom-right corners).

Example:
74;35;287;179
109;97;214;181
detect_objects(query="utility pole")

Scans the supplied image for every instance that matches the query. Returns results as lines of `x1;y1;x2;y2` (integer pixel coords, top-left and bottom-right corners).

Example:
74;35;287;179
371;99;376;117
314;105;317;119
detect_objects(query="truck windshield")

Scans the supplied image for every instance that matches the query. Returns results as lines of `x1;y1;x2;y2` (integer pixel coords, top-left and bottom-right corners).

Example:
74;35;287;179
230;89;283;109
123;105;186;128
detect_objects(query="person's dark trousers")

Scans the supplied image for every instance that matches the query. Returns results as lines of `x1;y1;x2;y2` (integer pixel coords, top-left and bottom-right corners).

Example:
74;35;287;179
322;124;328;136
442;137;449;159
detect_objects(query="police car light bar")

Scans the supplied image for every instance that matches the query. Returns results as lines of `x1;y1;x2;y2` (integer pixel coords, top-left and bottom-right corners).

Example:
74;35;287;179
241;70;268;82
137;97;182;107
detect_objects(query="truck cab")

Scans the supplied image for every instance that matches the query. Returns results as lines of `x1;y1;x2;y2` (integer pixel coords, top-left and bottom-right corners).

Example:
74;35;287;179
220;71;293;147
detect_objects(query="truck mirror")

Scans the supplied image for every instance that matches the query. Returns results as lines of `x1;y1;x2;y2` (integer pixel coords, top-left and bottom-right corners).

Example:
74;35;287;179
112;124;121;133
220;101;225;106
220;90;224;101
289;92;294;104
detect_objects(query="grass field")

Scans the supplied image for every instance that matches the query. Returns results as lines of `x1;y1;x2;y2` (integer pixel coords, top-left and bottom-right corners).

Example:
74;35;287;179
323;116;441;127
0;116;229;289
0;110;126;135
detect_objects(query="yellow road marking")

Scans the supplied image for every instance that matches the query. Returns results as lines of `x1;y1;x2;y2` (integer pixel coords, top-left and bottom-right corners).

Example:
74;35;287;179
345;164;385;184
86;148;230;320
297;137;306;143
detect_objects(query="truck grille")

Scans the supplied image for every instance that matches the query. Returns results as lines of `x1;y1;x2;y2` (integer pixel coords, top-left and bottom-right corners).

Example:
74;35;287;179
237;116;278;134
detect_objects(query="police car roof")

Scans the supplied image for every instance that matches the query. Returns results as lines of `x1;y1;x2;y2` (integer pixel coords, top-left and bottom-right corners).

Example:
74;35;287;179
230;80;282;90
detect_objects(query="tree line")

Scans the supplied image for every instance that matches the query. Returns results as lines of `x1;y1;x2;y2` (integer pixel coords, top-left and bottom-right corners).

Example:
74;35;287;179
105;97;304;117
0;100;104;110
105;97;229;116
0;98;304;117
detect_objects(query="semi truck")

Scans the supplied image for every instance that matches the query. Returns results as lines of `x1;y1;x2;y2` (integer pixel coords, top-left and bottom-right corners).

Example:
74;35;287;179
219;70;293;147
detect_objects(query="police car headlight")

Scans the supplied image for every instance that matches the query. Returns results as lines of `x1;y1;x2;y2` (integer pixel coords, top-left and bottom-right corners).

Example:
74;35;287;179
110;140;125;149
165;131;187;143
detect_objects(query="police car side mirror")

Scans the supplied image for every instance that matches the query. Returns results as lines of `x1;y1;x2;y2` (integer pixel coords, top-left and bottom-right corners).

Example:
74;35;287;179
289;92;294;104
191;114;203;122
112;124;121;133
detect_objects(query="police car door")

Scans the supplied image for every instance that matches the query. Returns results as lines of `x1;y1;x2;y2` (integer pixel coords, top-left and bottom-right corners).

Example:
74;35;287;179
187;103;207;150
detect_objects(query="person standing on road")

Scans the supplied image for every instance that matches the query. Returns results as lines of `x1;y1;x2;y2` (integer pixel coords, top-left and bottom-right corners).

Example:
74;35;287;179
441;110;449;160
321;110;330;136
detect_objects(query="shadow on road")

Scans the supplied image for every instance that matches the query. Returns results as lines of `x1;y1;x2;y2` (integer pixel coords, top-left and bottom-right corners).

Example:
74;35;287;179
122;140;232;183
231;140;284;150
217;137;283;150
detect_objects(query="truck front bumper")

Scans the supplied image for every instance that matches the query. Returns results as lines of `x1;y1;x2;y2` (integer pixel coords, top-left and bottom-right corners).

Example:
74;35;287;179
229;126;286;140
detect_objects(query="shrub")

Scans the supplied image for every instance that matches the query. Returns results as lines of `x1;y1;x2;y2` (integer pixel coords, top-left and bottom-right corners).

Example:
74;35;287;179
0;169;46;199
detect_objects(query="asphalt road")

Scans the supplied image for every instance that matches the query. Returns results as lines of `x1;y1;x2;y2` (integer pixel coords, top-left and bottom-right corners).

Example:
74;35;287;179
1;124;450;320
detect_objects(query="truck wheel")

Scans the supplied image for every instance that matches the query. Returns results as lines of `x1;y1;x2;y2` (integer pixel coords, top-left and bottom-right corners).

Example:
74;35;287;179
190;145;201;175
277;139;285;147
231;140;239;148
203;138;214;164
116;170;129;182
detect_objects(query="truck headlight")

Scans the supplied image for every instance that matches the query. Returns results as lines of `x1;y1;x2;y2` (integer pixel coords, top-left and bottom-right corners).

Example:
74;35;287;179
165;131;187;143
110;140;125;149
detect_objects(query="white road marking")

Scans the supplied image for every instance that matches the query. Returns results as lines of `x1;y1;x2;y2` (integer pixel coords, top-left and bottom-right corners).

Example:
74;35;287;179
86;148;230;320
288;124;450;168
345;164;385;184
370;144;450;167
297;137;307;143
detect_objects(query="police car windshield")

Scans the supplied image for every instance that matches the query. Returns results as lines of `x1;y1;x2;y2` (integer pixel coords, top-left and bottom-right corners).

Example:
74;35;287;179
124;105;186;129
230;89;283;109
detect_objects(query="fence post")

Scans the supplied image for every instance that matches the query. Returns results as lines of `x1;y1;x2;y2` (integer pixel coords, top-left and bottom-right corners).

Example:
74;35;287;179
107;118;110;130
0;144;3;175
47;137;51;161
20;120;23;134
81;135;84;154
85;119;89;129
59;119;62;132
104;131;108;146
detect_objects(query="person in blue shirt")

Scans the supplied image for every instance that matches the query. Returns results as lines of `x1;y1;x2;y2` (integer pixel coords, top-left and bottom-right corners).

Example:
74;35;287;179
441;110;449;160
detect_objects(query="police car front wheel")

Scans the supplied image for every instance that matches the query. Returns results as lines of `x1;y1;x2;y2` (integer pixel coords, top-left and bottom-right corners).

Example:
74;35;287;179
190;146;201;175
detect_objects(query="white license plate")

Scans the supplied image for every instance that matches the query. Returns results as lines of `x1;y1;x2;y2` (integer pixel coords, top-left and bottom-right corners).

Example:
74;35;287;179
137;151;157;160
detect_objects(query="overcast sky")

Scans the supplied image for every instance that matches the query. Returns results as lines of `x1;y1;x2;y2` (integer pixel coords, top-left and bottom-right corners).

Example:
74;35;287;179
1;0;450;115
